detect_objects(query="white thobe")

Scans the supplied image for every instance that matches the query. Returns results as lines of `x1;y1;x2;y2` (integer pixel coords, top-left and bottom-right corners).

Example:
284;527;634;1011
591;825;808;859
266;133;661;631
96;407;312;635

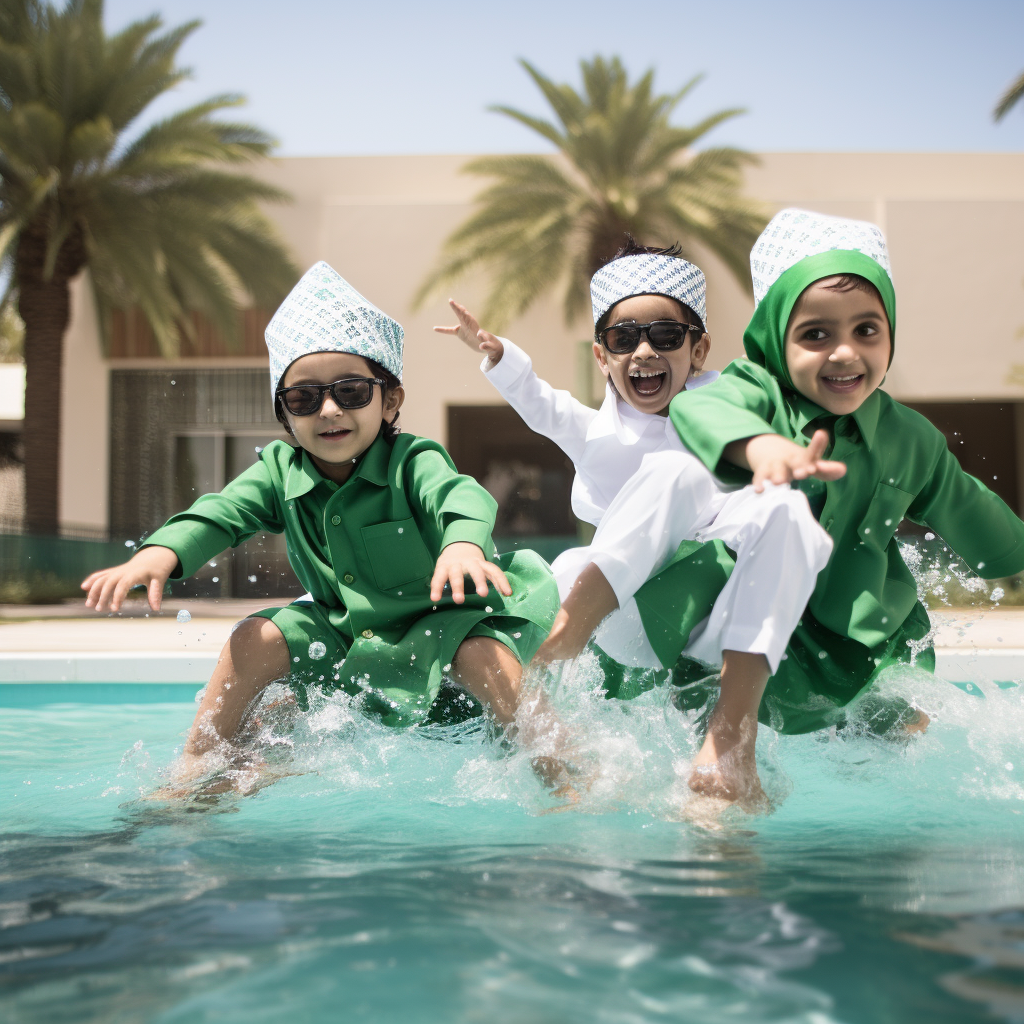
482;339;719;526
483;340;831;673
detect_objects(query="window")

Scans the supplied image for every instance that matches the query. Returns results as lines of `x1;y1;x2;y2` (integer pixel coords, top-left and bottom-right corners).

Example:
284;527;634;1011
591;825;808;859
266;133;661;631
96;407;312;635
110;369;302;598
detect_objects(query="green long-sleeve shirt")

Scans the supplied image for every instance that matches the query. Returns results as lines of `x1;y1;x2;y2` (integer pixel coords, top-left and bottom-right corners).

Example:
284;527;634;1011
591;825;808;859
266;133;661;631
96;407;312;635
146;432;499;640
670;359;1024;648
142;432;559;726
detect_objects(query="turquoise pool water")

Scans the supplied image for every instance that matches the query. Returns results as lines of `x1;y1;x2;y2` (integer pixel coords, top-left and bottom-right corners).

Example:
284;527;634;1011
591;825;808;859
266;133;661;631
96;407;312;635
2;664;1023;1023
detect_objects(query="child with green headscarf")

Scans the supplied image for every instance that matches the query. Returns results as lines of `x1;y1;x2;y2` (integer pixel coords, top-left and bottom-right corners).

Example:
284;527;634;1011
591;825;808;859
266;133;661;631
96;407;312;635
665;207;1024;738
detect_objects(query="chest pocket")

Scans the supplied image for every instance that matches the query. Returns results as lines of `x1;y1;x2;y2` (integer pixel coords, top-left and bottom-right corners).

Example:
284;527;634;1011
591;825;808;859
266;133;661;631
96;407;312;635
858;480;915;548
361;518;434;592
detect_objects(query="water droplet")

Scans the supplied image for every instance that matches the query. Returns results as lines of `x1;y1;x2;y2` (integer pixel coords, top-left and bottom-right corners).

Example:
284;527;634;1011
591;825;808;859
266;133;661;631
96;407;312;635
170;379;176;385
248;574;257;583
818;650;827;659
293;656;300;663
308;641;327;660
991;587;1005;602
513;631;521;639
255;446;263;454
925;533;936;541
978;561;986;570
863;527;870;534
1006;762;1014;771
212;577;219;583
884;519;892;527
176;609;191;623
124;539;136;548
485;606;493;613
398;527;404;534
424;629;431;636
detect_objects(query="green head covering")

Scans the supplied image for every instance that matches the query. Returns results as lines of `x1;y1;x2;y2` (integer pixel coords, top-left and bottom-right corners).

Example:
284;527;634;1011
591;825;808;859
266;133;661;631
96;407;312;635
744;209;896;392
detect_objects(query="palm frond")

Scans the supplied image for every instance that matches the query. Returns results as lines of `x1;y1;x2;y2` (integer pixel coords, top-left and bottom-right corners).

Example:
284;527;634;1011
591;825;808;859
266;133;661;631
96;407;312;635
415;55;766;327
1;0;297;355
995;69;1024;121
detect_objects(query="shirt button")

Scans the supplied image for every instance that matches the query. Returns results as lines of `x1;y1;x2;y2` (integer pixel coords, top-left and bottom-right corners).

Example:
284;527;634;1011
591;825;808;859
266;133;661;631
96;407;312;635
825;517;835;529
362;629;374;639
331;515;341;526
343;573;354;584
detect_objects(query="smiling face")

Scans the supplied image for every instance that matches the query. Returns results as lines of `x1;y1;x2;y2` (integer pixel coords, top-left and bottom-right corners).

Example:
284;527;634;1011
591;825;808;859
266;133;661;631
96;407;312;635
594;294;710;417
279;351;404;482
784;276;892;416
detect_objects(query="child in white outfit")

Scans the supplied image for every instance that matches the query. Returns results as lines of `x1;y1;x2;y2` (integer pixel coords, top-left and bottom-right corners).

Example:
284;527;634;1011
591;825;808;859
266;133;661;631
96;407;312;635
438;240;834;804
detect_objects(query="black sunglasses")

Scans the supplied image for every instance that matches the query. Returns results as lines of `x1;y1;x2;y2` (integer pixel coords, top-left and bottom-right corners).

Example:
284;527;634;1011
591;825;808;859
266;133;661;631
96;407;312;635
276;376;388;416
598;320;703;355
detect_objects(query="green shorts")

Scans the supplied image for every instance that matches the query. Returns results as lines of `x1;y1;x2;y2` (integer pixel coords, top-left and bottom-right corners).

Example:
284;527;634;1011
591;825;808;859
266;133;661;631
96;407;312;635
250;599;545;727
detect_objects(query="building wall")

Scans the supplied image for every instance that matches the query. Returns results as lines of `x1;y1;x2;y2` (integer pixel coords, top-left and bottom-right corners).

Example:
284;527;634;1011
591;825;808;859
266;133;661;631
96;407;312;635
59;275;109;533
49;151;1024;533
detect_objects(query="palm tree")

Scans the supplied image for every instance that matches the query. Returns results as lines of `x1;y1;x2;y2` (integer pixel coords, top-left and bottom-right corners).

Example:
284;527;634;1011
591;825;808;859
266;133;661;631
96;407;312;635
995;69;1024;121
416;56;766;330
0;0;297;535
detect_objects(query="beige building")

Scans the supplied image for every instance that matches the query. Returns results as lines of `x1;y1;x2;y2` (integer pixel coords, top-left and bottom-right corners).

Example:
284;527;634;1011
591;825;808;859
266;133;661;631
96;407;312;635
8;151;1023;592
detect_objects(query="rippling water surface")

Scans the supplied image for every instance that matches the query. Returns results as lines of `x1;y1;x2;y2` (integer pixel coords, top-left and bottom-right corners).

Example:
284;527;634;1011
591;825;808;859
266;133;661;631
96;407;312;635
2;662;1023;1023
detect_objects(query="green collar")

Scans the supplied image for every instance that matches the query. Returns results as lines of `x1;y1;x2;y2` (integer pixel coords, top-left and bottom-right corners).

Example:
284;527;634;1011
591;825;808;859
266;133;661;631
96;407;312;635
284;431;391;500
789;386;882;450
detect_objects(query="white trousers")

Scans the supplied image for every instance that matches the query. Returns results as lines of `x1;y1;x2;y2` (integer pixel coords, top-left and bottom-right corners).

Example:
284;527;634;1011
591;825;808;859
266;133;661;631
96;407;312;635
551;449;833;673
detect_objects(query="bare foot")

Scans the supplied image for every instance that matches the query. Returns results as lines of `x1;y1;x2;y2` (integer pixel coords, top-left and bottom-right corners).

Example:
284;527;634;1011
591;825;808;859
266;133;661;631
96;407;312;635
903;709;930;735
688;760;770;813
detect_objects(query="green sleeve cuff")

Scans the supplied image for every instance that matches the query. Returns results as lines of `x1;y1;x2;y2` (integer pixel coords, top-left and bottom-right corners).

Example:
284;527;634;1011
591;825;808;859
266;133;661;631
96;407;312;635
142;521;235;579
440;517;494;554
975;540;1024;580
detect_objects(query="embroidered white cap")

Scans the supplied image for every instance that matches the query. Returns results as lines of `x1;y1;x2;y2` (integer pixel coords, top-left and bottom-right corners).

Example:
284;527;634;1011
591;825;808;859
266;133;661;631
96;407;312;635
751;208;892;308
590;253;707;330
265;261;404;397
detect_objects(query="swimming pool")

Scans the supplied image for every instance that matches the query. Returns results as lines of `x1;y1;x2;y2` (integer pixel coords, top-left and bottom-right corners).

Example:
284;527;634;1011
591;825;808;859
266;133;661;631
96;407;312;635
2;663;1022;1023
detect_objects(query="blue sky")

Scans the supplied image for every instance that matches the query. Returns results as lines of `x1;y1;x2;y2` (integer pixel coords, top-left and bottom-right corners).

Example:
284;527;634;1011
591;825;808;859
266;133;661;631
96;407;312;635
104;0;1024;155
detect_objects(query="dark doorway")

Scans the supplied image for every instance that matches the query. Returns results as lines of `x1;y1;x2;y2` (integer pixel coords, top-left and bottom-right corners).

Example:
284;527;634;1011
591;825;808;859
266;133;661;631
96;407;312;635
446;406;576;538
902;401;1021;515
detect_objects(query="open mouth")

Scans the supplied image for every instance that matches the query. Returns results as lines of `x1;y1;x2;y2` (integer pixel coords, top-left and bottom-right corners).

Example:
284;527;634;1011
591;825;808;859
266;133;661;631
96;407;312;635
821;373;865;394
318;427;352;440
627;366;666;398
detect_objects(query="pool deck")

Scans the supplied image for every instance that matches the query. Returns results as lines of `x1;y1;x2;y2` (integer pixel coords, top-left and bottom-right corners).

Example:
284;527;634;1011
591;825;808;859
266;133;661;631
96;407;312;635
0;599;1022;686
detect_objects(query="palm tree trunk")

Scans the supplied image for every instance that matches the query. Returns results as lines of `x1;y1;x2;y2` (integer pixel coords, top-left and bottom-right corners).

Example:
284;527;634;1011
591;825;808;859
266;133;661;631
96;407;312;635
16;223;85;536
587;215;634;276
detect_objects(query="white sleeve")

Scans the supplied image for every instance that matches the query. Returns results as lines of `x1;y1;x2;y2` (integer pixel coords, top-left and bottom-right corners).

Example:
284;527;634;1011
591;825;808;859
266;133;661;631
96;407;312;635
482;339;596;463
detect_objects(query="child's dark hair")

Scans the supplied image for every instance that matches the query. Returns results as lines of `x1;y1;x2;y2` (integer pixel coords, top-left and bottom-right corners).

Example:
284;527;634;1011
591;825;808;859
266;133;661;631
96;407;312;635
594;234;705;335
821;273;884;304
275;357;403;443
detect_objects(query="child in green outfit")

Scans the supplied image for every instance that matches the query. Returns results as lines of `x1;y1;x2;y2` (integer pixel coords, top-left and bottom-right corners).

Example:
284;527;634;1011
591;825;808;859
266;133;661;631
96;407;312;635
82;262;563;792
668;208;1024;735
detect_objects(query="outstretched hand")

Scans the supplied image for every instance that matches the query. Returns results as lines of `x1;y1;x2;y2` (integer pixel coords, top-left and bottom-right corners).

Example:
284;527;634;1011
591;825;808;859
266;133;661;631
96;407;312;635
746;429;847;493
81;545;180;613
430;541;512;604
434;300;504;368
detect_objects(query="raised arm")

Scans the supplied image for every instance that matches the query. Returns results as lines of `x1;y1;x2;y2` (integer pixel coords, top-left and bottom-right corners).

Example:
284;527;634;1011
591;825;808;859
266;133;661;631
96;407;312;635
671;360;844;489
82;454;286;612
435;299;596;463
